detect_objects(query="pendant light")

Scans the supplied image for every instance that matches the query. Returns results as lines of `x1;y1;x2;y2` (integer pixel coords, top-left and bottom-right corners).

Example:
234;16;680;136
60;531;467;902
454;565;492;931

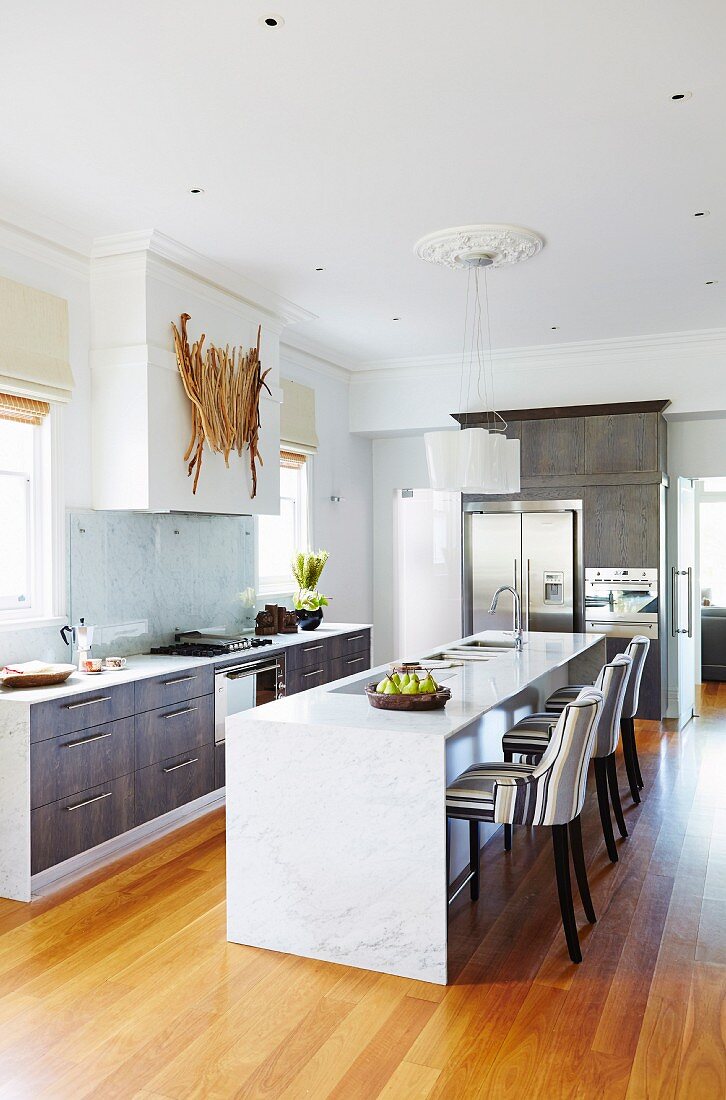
413;224;544;495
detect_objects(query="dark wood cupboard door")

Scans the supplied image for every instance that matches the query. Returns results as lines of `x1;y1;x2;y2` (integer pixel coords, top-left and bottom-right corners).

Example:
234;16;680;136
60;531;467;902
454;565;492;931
584;484;659;567
31;716;135;810
286;663;329;695
214;742;225;789
135;743;215;826
327;631;371;661
31;774;135;874
134;694;214;770
30;682;135;744
520;418;585;477
584;413;659;474
134;665;214;714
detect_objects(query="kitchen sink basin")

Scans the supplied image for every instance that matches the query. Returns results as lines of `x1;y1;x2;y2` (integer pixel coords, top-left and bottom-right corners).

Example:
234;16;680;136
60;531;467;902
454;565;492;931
459;639;519;649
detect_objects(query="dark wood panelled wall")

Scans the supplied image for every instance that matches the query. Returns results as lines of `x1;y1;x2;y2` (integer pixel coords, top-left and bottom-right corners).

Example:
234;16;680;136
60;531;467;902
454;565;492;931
457;400;670;717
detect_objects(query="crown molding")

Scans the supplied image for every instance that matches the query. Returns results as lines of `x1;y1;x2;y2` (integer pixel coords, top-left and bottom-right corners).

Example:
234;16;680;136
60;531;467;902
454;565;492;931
91;230;316;328
353;327;726;381
280;334;358;383
0;211;90;278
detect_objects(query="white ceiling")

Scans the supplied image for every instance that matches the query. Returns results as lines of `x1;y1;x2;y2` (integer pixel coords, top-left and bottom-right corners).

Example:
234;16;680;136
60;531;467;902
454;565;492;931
2;1;725;366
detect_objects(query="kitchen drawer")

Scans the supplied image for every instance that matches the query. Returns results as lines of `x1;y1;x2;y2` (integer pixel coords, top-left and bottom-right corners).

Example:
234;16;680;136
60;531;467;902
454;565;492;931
135;743;214;826
134;665;214;714
329;653;370;683
284;638;330;673
31;773;135;874
31;716;135;810
214;741;226;789
135;693;214;770
328;631;371;662
30;682;135;744
287;662;329;694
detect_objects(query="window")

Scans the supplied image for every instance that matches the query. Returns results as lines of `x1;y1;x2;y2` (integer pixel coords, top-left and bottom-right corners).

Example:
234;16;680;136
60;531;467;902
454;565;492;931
0;408;58;623
700;499;726;607
257;450;310;595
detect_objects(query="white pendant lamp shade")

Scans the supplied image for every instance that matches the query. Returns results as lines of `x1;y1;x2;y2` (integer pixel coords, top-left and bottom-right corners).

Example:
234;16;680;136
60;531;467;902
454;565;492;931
424;428;520;494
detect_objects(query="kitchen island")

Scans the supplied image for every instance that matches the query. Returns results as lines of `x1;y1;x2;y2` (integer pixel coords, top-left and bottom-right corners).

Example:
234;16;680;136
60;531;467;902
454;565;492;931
226;629;606;985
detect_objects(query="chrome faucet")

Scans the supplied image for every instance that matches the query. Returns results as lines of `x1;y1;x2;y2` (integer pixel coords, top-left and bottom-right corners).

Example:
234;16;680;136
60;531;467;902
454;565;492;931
489;585;524;650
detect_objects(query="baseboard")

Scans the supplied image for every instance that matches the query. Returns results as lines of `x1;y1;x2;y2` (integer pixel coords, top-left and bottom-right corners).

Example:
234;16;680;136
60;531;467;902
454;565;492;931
31;788;226;898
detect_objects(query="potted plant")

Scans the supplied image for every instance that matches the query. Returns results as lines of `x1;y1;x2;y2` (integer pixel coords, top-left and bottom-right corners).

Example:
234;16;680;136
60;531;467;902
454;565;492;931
292;550;330;630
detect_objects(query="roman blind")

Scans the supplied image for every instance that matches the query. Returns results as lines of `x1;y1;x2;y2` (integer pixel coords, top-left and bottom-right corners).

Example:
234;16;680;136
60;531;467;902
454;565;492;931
280;378;318;452
0;275;74;403
280;448;307;469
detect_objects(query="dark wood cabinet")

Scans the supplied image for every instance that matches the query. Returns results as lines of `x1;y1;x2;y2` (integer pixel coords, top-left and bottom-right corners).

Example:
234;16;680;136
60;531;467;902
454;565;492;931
287;663;329;694
520;417;585;478
134;665;213;713
30;716;135;810
284;629;372;694
31;773;135;874
584;484;660;568
284;638;329;673
30;682;135;744
135;743;215;826
134;693;213;770
584;413;659;474
328;630;371;661
329;653;370;681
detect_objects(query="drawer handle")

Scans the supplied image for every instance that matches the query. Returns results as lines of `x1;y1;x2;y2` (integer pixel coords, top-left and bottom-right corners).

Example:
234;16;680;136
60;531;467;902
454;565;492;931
63;731;113;749
163;757;198;773
302;668;324;678
65;791;112;812
346;657;366;666
163;706;198;720
162;675;196;686
348;635;364;642
65;696;112;711
303;644;324;653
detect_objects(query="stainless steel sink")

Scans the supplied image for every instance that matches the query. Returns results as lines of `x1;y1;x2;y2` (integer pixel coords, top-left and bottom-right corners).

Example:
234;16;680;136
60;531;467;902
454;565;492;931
459;639;518;650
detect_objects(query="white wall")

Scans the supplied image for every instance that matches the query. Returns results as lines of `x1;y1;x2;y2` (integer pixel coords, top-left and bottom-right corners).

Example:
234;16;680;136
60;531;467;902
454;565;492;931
280;348;373;627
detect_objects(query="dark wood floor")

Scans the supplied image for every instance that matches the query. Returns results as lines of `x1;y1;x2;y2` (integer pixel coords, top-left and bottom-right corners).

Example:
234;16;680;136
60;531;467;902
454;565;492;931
0;688;724;1098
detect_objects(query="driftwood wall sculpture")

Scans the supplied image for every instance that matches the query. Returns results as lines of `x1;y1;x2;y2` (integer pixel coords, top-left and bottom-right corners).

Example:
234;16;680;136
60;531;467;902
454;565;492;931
171;313;271;496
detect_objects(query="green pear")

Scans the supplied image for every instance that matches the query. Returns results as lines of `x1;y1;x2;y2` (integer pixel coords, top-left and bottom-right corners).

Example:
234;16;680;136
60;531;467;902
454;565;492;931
390;672;401;688
376;675;392;693
419;674;437;694
382;677;400;695
401;676;420;694
399;672;410;688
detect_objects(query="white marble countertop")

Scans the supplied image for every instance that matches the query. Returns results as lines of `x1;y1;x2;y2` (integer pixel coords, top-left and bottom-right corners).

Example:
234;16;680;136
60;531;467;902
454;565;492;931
0;623;372;706
227;630;605;742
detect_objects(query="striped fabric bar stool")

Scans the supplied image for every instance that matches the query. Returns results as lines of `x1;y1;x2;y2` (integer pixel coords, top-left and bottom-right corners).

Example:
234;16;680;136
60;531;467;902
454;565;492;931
447;689;603;963
545;636;650;804
502;654;632;862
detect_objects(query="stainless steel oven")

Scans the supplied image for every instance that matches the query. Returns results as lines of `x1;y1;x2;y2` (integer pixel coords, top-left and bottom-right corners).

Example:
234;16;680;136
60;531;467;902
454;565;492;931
214;652;285;744
584;567;659;639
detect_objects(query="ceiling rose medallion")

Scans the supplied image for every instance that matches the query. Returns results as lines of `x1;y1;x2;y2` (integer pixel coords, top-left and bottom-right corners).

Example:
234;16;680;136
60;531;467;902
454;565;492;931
414;222;544;495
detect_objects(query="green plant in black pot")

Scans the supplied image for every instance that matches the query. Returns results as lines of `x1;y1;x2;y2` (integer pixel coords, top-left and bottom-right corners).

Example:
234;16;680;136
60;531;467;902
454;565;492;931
292;550;330;630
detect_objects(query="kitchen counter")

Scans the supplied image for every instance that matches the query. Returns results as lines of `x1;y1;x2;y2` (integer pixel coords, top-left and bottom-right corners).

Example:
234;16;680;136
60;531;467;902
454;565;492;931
0;624;372;705
225;629;606;985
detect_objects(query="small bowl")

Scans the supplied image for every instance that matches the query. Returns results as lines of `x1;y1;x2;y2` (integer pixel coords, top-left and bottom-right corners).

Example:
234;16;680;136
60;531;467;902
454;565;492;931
365;684;452;711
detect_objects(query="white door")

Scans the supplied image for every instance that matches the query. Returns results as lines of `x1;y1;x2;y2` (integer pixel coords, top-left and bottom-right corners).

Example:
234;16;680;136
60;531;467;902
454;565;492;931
394;489;462;658
674;477;697;727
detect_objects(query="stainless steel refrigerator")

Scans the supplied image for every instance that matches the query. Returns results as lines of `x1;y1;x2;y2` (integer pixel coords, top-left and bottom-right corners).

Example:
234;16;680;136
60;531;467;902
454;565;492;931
464;508;575;634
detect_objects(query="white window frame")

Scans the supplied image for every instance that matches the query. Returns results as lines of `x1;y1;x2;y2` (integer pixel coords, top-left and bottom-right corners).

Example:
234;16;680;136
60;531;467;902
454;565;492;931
0;406;65;631
256;451;313;598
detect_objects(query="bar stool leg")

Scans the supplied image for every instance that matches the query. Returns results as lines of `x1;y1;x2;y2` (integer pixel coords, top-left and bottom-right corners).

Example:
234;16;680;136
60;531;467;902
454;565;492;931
469;820;480;900
630;717;644;789
552;824;582;963
620;718;641;803
568;814;596;923
594;758;619;863
503;824;512;851
606;753;628;838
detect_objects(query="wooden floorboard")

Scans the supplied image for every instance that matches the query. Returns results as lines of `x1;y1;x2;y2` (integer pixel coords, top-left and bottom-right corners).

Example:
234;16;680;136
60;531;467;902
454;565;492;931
0;693;724;1098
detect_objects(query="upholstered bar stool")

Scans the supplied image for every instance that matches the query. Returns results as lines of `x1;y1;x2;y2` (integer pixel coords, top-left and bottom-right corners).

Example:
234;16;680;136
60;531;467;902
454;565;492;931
545;636;650;804
501;655;632;862
446;689;603;963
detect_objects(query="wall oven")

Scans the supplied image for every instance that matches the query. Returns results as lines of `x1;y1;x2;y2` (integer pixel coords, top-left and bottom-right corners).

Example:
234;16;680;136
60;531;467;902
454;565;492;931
584;567;659;639
214;652;285;744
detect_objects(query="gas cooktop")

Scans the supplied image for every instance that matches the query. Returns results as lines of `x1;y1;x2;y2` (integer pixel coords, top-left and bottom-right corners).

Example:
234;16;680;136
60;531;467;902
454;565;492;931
150;631;274;657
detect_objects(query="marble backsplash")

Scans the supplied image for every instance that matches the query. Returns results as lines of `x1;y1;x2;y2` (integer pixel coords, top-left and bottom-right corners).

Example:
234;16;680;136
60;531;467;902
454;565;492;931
66;510;256;657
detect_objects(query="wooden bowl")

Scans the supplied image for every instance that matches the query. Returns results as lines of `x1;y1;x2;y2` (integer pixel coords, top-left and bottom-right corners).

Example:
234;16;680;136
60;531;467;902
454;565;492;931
1;664;76;689
365;684;452;711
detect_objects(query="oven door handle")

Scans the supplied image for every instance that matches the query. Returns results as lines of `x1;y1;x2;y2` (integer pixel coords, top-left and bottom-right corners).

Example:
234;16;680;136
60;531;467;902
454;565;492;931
224;662;280;680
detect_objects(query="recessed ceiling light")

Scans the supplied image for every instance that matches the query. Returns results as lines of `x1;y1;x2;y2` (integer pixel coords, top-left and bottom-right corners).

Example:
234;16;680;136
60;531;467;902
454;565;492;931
392;317;400;321
259;14;284;27
671;91;692;101
705;280;718;285
693;210;710;217
315;267;324;272
551;325;559;331
189;187;204;195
